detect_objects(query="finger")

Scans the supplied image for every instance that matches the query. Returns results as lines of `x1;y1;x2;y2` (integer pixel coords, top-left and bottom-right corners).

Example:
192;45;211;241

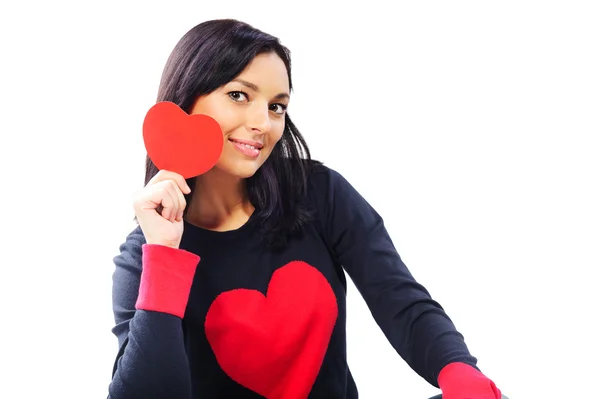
164;180;184;222
172;181;187;221
156;179;187;222
161;181;180;222
147;185;176;221
148;170;191;194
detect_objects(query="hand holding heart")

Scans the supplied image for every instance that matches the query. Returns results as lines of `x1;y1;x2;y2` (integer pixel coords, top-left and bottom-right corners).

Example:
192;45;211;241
134;101;224;248
133;170;191;249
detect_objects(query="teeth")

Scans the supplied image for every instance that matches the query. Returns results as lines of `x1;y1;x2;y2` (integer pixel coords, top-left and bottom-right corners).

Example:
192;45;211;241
231;139;259;150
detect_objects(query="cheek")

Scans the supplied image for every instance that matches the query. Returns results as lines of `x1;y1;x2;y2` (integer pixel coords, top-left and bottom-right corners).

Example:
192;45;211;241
201;103;239;138
269;124;285;144
217;116;239;139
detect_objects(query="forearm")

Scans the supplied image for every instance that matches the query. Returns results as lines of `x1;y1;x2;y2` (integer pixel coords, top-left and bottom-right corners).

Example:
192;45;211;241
108;311;192;399
336;219;477;385
109;243;200;398
390;303;478;386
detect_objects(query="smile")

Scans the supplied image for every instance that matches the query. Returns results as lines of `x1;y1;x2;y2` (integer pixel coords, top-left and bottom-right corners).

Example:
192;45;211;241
229;138;262;158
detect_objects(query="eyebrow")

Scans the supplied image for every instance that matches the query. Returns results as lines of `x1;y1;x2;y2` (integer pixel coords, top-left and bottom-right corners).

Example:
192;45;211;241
231;78;290;101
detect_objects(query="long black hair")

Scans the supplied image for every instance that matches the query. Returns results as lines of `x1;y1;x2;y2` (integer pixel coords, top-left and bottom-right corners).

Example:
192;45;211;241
143;19;317;250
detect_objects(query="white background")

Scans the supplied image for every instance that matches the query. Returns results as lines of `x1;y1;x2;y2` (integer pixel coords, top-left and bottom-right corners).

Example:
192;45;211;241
1;1;599;398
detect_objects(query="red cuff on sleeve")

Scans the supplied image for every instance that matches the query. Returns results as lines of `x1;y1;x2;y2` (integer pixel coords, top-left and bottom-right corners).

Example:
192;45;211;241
135;244;201;318
438;362;501;399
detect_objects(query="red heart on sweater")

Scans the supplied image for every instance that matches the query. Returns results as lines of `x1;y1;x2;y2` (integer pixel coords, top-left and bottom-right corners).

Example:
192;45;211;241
205;261;338;399
143;101;223;179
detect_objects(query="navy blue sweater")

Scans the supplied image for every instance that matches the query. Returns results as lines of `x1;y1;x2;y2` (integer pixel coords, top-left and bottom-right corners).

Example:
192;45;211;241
108;163;478;398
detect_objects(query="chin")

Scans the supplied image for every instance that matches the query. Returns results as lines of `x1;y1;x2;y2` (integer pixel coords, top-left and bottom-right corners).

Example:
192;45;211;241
214;144;273;179
233;167;260;179
216;158;267;179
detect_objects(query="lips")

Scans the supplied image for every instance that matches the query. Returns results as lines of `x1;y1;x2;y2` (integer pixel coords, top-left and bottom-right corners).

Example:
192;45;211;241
229;138;262;158
228;138;263;149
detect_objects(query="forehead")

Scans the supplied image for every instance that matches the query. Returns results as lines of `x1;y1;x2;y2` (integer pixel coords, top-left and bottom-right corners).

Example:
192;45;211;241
235;52;290;92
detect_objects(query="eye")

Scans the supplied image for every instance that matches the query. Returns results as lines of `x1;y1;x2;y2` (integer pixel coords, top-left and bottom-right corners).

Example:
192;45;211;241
228;91;248;102
270;103;288;115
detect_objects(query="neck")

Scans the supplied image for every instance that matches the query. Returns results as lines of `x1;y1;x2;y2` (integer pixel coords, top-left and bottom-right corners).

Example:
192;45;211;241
185;168;254;231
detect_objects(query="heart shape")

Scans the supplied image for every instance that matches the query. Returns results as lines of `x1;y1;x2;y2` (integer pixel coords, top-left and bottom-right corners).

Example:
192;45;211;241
143;101;223;179
205;261;338;399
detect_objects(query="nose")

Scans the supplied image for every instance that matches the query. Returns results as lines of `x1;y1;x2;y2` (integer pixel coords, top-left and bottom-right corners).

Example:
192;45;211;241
246;102;271;134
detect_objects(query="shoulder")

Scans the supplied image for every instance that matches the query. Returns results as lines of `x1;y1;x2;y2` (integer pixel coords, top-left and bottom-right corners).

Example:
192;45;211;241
303;159;379;217
302;159;359;210
303;159;348;193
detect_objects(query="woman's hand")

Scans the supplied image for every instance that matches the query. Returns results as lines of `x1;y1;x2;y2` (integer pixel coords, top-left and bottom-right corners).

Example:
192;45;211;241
132;170;191;249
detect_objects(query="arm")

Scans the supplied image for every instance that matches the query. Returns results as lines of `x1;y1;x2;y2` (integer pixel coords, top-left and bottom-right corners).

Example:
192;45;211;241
108;226;200;399
314;167;478;387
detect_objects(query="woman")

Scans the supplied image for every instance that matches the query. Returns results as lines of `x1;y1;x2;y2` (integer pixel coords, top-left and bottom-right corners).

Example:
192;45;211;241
108;19;505;399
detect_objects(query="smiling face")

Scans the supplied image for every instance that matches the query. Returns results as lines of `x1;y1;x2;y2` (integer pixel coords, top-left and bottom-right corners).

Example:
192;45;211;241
189;52;290;179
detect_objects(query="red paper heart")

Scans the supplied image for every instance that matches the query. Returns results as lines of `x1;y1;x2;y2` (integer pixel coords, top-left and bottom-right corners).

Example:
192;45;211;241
143;101;223;179
205;261;338;399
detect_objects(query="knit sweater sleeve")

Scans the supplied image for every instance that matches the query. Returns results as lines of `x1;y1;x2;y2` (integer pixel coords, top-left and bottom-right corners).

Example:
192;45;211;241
310;165;478;387
107;226;200;398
